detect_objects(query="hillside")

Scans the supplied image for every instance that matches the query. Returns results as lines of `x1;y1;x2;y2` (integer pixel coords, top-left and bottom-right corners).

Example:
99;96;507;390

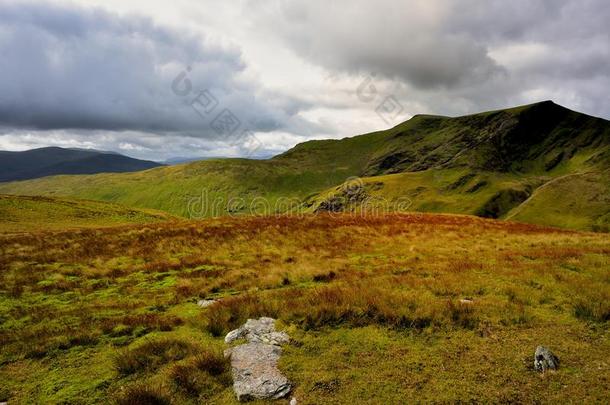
0;194;174;232
0;147;162;182
0;101;608;230
0;213;608;403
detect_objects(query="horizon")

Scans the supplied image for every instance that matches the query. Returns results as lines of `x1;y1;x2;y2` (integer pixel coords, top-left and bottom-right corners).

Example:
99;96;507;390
1;98;606;162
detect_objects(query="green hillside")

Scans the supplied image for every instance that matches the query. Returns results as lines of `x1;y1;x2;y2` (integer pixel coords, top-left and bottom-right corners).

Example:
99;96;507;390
0;101;608;230
0;195;174;232
506;171;610;231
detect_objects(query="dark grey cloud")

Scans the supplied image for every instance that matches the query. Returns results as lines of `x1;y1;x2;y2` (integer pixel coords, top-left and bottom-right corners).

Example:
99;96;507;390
0;0;316;137
249;0;610;119
1;0;609;160
249;1;505;89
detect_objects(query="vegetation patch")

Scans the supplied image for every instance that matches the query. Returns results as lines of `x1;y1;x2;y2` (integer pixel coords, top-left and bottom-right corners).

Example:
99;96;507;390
0;213;608;403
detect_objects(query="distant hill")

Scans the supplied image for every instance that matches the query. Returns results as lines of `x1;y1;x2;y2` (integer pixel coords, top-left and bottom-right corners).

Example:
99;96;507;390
1;101;608;231
0;147;162;182
0;194;174;232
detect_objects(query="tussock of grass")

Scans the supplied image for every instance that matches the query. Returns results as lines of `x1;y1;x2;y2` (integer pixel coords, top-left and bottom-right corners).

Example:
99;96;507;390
573;300;610;323
115;383;172;405
205;283;480;335
114;338;196;375
168;351;230;398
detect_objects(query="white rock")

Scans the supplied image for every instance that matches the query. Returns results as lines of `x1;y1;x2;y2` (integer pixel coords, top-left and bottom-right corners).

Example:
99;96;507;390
225;317;289;346
197;299;217;308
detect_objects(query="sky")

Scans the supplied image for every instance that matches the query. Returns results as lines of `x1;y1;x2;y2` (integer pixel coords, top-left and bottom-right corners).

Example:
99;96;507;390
0;0;609;161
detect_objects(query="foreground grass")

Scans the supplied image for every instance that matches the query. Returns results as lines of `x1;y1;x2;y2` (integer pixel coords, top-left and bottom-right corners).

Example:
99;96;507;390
0;213;608;403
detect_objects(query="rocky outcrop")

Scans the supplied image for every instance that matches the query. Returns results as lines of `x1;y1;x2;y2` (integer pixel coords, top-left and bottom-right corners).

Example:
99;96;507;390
225;317;292;401
534;346;559;372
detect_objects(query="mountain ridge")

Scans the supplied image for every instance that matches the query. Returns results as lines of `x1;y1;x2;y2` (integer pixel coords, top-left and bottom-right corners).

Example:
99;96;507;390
0;147;162;182
0;101;608;231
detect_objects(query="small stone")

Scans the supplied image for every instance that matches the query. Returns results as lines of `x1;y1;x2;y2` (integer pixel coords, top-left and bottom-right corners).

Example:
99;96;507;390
534;346;559;372
459;298;474;305
290;397;298;405
197;299;217;308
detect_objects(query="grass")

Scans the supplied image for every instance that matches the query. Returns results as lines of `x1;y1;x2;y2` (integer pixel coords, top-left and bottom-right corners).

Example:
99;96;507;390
0;194;174;232
506;170;610;231
114;338;197;375
0;212;608;403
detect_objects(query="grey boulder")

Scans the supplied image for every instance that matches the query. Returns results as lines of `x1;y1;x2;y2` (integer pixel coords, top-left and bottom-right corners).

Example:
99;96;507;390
226;342;291;401
534;346;559;372
225;317;292;401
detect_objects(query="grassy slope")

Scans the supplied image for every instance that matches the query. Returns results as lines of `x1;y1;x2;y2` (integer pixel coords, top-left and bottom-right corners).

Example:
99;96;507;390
0;132;385;218
506;170;610;231
0;101;608;230
0;194;173;232
0;214;608;403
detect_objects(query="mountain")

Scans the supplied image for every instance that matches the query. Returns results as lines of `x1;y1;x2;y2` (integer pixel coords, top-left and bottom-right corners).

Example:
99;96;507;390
0;147;162;182
0;101;608;231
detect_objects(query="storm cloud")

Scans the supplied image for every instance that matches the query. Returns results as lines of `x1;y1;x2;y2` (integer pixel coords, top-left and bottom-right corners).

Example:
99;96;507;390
0;1;315;138
0;0;609;160
250;0;610;117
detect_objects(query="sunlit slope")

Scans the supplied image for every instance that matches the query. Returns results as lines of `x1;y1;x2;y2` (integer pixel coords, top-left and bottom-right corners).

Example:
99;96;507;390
506;171;610;231
0;132;388;217
0;194;173;232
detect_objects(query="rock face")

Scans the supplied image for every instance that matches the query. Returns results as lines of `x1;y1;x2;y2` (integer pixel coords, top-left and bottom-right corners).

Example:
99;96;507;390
534;346;559;372
225;317;292;402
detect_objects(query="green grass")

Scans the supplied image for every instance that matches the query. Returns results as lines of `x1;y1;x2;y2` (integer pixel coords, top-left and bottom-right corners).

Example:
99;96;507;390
507;170;610;231
0;194;174;232
0;213;608;403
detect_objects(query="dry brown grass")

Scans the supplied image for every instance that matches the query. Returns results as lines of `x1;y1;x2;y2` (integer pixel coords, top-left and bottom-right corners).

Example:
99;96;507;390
0;213;608;403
